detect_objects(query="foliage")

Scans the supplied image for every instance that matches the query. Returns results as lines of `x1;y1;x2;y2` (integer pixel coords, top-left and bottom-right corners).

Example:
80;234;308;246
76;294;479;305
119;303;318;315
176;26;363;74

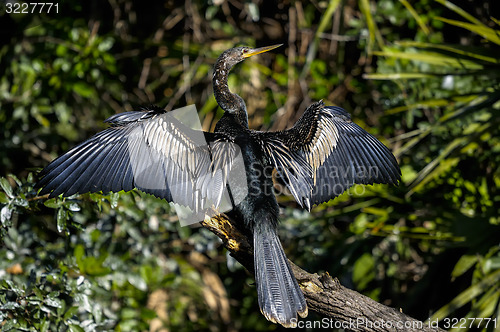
365;2;500;326
1;0;499;331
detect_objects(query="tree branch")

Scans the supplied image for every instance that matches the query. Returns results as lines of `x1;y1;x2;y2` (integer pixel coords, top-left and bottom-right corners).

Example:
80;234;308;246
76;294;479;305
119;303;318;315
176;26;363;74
201;213;446;332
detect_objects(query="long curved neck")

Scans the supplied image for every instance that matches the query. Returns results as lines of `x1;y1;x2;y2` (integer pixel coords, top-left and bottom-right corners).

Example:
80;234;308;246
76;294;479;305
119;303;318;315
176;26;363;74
213;57;249;128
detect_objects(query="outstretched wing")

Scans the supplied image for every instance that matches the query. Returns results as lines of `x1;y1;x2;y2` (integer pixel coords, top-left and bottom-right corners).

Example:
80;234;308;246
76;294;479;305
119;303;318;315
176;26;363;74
255;101;401;210
36;106;241;215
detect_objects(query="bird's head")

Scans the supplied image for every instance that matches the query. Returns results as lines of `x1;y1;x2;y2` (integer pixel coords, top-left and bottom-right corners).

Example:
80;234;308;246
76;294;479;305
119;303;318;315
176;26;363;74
212;43;282;122
218;44;283;68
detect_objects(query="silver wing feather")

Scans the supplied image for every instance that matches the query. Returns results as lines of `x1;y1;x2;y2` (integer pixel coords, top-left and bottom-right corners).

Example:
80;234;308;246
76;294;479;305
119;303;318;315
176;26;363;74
37;107;242;220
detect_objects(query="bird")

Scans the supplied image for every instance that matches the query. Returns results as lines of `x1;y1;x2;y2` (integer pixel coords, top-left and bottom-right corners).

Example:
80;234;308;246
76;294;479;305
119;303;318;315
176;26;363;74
36;44;401;327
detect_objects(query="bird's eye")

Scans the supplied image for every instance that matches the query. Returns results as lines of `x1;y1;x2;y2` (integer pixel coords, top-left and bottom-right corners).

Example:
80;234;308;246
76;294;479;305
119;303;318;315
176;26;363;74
243;49;248;53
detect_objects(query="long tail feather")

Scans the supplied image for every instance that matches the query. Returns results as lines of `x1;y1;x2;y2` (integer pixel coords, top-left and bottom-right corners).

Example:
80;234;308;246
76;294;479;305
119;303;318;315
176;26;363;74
254;222;308;327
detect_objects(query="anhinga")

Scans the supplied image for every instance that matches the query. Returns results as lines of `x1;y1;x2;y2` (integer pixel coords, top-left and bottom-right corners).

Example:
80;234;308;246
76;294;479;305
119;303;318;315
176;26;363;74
36;44;401;327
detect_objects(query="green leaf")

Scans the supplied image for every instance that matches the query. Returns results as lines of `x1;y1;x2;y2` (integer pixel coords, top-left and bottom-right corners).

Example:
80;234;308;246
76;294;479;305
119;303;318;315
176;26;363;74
364;73;436;80
373;50;484;69
429;269;500;321
64;201;81;212
395;41;500;63
483;256;500;274
109;192;120;209
74;245;111;276
8;175;22;186
353;253;375;290
384;95;477;115
451;255;478;279
140;307;157;320
56;208;68;233
439;90;500;124
0;177;14;198
0;192;8;204
434;0;488;27
470;287;500;320
1;319;17;331
13;198;28;207
48;291;60;298
72;82;96;98
33;287;44;299
127;274;147;292
1;205;13;225
39;319;50;332
399;0;430;35
436;17;500;45
44;199;62;209
359;0;384;52
74;244;85;265
69;325;86;332
63;306;79;320
44;297;62;308
407;136;466;196
97;37;114;52
300;0;343;79
0;302;21;310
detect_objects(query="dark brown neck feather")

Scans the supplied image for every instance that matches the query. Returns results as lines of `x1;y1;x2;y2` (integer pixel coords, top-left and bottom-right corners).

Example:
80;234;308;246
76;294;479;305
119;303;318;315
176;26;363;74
213;54;249;128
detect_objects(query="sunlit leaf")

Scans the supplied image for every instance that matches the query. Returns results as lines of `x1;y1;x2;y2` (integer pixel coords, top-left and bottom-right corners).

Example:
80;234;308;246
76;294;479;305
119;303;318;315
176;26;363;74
69;325;86;332
57;208;68;233
13;198;28;207
359;0;384;52
436;17;500;45
373;50;484;69
399;0;430;35
1;205;13;225
1;320;17;331
433;0;486;27
64;201;81;212
384;95;477;115
353;253;375;290
429;269;500;321
0;302;21;310
395;41;500;63
300;0;342;79
407;136;465;196
127;274;147;292
439;91;500;123
483;256;500;274
451;255;478;279
44;297;63;308
464;289;500;329
8;174;22;186
108;192;120;209
0;177;14;198
63;306;79;320
44;198;62;209
364;73;436;80
394;127;432;158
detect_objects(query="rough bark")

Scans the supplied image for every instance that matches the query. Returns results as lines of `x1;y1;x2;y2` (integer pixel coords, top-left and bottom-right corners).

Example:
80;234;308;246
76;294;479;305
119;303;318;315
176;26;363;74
201;213;446;332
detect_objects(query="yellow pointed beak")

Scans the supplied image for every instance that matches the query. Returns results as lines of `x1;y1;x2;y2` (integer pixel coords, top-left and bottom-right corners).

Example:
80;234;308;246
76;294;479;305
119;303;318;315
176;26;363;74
243;44;283;58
